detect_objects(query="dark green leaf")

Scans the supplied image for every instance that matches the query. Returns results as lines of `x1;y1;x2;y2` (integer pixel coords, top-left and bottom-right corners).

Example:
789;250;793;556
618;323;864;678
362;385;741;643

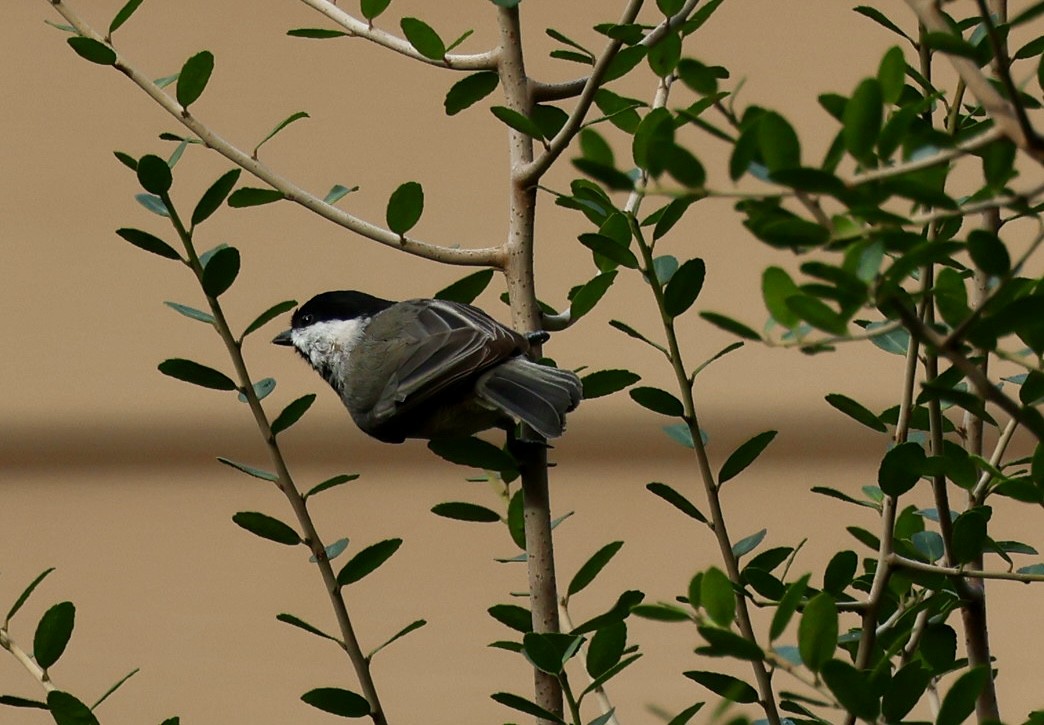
700;566;734;627
843;78;883;160
33;601;75;669
878;441;926;496
769;167;846;194
699;311;761;340
578;233;639;269
770;573;810;641
762;267;801;327
136;154;172;195
825;393;887;432
786;295;847;335
608;319;666;354
109;0;146;34
488;603;532;633
232;511;301;545
821;659;879;721
0;694;47;709
192;168;241;226
276;613;339;642
200;246;240;297
253;111;310;156
570;590;644;635
853;5;913;41
177;50;214;108
305;473;360;500
682;670;758;704
633;603;690;622
568;541;624;598
490;105;545;139
242;299;297;338
522;632;584;674
586;622;626;678
360;0;392;20
286;28;350;39
646;482;707;523
732;528;767;558
696;625;764;661
967;229;1010;276
67;37;116;65
757;111;801;171
116;228;181;260
570;270;618;320
400;17;446;60
663;258;706;317
531;104;569;139
882;662;931;722
445;71;499;115
46;691;99;725
877;45;906;105
924;31;978;59
113;150;138;171
158;358;236;391
227;187;284;207
272;394;316;435
581;369;640;399
435;270;494;304
368;619;427;659
386;181;424;235
603;45;647;82
337;538;402;586
823;550;858;595
719;431;777;484
629;386;683;417
951;508;988;564
647;31;681;77
936;666;990;725
431;501;501;523
798;592;837;672
572;157;635;191
427;437;516;471
665;702;705;725
301;687;371;718
491;692;566;724
5;568;55;626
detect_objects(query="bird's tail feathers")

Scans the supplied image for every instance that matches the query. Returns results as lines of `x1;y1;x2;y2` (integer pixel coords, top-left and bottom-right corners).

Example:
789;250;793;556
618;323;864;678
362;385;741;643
476;358;582;439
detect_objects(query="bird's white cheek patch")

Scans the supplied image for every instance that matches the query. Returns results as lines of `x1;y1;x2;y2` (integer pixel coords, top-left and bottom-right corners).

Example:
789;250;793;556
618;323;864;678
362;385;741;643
291;318;368;370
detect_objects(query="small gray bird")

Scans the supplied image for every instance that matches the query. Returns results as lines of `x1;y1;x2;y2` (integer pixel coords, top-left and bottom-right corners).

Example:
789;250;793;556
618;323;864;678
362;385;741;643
273;291;582;443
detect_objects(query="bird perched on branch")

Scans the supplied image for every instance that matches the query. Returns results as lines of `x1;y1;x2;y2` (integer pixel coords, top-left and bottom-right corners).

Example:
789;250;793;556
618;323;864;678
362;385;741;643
273;291;582;443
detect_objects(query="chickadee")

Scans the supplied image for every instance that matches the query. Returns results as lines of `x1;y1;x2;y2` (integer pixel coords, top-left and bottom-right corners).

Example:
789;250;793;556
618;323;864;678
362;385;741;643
273;291;582;443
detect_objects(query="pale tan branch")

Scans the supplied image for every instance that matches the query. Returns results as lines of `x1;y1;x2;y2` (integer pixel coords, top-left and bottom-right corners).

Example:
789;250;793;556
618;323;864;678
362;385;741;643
0;627;57;695
890;554;1044;583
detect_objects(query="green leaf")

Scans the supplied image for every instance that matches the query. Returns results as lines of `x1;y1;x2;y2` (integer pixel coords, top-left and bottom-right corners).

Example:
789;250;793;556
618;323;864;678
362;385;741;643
608;319;666;354
732;528;767;558
877;45;906;105
878;441;925;496
427;437;517;471
924;31;978;59
136;154;172;195
757;111;801;172
936;666;990;725
665;702;705;725
488;603;532;633
696;625;764;661
823;550;858;595
305;473;360;499
116;228;181;260
821;659;879;721
578;233;639;269
324;184;357;204
762;267;801;328
301;687;371;717
629;386;683;417
5;568;56;626
570;270;618;320
572;158;635;191
445;71;499;115
786;295;847;335
581;369;640;399
769;573;810;641
67;37;116;65
163;301;213;325
883;662;932;722
586;622;626;678
227;187;284;207
337;538;402;586
853;5;913;41
434;270;494;304
798;592;837;672
490;105;545;139
192;168;241;226
522;632;584;674
663;258;706;317
47;691;100;725
158;358;236;391
242;299;297;338
662;423;697;448
568;541;624;598
431;501;501;523
33;601;75;669
312;537;348;564
699;311;761;340
647;31;682;77
0;694;47;709
401;17;446;60
825;393;887;432
719;430;777;484
177;50;214;108
843;78;883;160
253;111;310;156
951;508;989;564
603;45;647;82
135;192;170;216
276;613;339;643
570;590;644;635
967;229;1010;276
386;181;424;235
368;619;427;659
200;246;240;297
682;670;758;704
360;0;392;20
700;566;734;627
241;376;277;403
109;0;146;34
232;511;301;545
272;394;316;435
286;28;350;39
646;482;707;523
491;692;566;725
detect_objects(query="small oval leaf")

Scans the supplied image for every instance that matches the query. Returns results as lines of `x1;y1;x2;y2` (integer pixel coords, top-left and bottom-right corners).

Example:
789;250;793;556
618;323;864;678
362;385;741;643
33;602;75;670
386;181;424;235
232;511;301;545
177;50;215;108
336;538;403;586
158;358;236;391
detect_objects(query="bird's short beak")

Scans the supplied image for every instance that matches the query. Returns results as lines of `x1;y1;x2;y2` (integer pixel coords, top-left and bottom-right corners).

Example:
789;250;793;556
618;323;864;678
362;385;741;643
272;329;294;346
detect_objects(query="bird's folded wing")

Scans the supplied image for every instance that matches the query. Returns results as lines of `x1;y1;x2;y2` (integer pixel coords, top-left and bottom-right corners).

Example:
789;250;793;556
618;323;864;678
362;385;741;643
368;300;526;419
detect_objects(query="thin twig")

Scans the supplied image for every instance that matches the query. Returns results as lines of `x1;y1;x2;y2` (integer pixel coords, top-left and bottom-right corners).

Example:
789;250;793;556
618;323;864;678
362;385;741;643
890;554;1044;584
0;627;57;695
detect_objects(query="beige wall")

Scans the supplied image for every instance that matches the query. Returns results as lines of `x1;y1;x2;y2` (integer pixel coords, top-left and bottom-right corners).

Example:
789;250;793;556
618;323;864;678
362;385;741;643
4;2;1044;723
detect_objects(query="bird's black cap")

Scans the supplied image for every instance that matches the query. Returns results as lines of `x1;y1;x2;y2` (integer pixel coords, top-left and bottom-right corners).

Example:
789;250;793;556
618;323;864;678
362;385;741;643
273;290;395;346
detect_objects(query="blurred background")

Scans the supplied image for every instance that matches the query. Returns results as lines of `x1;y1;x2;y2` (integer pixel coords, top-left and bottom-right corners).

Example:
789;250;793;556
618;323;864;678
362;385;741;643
3;1;1043;722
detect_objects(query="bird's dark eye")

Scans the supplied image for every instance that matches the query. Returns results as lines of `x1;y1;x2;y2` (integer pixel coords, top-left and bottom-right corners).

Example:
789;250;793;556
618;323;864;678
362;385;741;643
300;313;315;326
